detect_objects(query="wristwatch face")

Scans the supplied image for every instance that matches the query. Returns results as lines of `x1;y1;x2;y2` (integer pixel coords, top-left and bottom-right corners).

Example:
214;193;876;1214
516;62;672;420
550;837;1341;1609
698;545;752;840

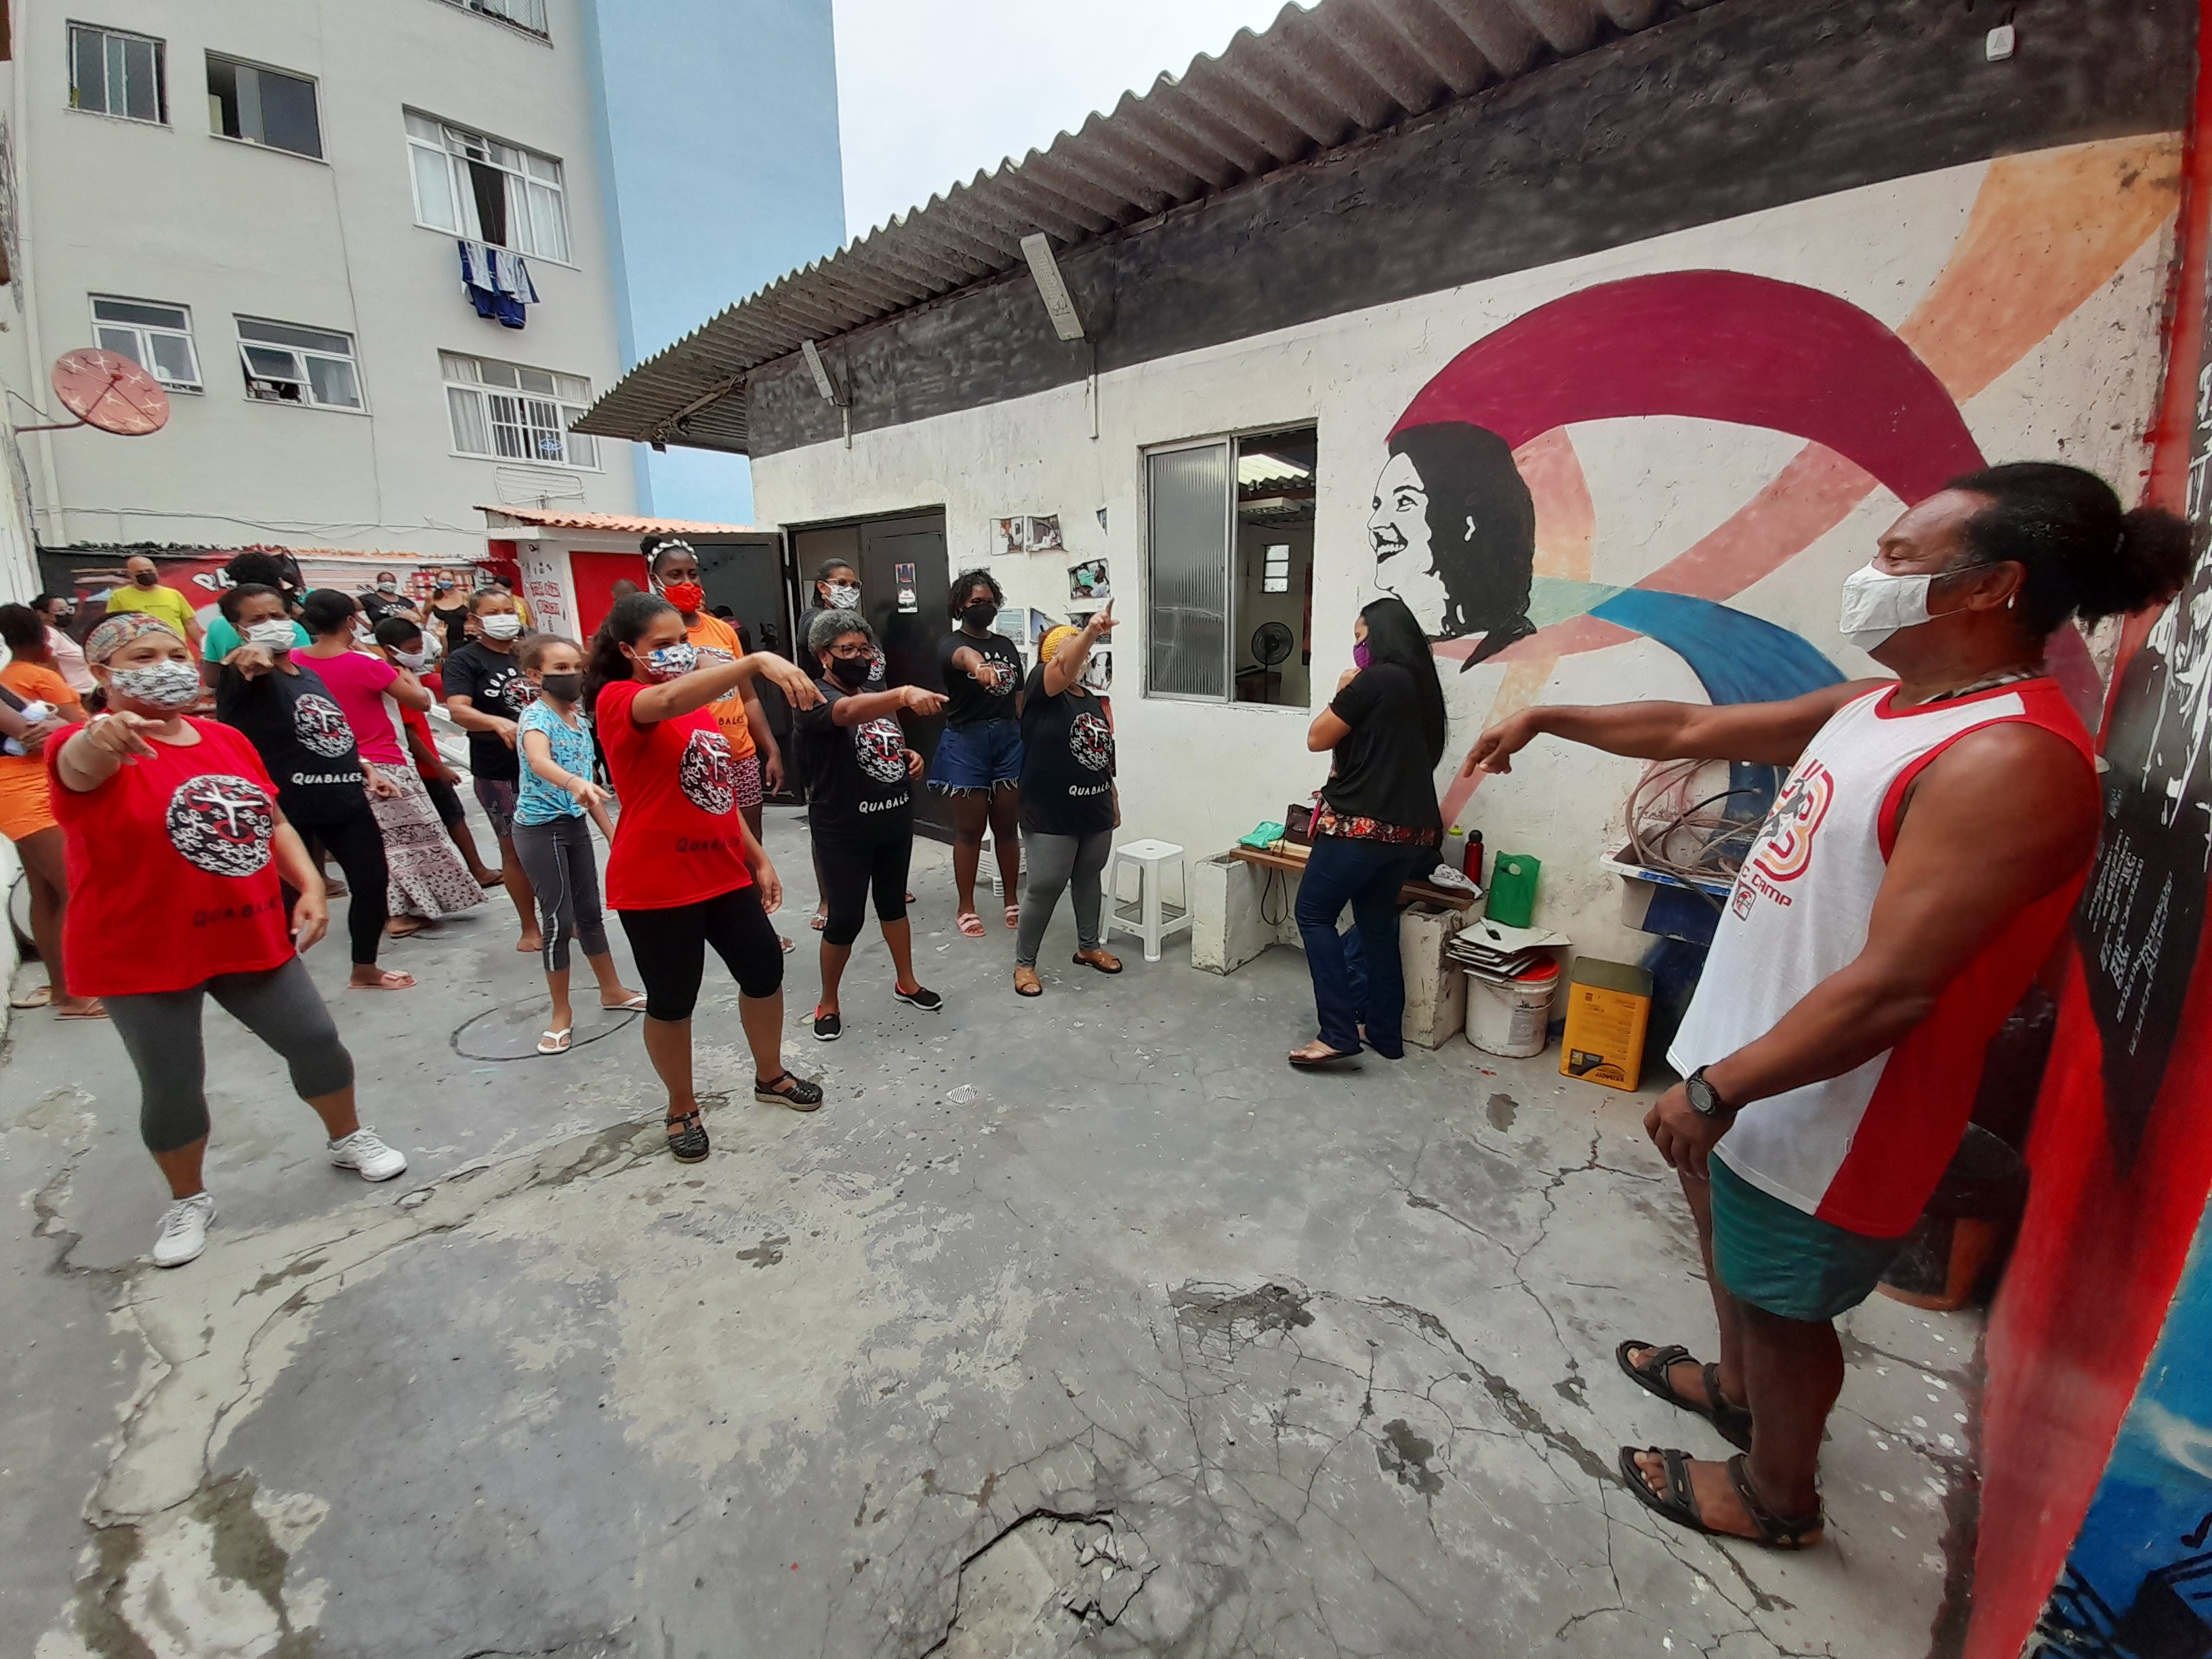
1687;1073;1722;1118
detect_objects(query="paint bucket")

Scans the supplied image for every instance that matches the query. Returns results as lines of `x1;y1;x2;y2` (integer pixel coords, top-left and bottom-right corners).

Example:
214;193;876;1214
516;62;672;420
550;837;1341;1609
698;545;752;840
1486;853;1540;928
1877;1125;2029;1312
1465;958;1560;1057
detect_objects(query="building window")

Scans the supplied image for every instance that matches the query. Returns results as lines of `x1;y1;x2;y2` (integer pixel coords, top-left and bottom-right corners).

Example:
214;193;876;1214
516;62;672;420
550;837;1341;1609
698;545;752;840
434;0;550;39
91;296;201;392
405;114;568;262
69;24;166;123
235;318;362;409
441;352;596;468
1144;426;1317;708
206;54;321;158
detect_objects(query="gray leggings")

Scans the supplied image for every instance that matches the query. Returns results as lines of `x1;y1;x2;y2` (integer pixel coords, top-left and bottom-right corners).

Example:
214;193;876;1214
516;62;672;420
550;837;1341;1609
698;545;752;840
510;814;609;972
105;958;354;1155
1016;828;1113;966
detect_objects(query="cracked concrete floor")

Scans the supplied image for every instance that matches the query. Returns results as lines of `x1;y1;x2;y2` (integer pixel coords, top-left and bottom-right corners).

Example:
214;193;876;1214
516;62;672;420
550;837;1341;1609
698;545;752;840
1;806;1980;1658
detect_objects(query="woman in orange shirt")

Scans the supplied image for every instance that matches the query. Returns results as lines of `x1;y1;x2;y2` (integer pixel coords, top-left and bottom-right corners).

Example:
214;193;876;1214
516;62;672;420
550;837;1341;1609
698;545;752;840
0;603;101;1017
646;536;794;951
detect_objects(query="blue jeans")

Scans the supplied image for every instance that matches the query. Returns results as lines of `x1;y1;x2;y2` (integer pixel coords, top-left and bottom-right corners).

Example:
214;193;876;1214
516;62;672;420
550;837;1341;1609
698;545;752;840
1295;835;1428;1057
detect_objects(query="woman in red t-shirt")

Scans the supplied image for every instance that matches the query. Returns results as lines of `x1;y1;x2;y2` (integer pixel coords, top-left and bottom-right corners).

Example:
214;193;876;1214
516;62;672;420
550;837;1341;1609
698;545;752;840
584;592;828;1160
49;613;410;1270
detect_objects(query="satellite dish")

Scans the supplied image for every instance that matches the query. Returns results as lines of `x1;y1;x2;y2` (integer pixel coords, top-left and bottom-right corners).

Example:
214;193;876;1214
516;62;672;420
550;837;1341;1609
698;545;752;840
1252;621;1294;668
47;348;169;436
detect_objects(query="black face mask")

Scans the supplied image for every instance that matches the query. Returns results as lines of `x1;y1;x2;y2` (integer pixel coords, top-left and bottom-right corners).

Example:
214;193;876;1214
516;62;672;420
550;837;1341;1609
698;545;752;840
539;672;581;703
827;655;871;689
132;570;158;586
962;602;998;630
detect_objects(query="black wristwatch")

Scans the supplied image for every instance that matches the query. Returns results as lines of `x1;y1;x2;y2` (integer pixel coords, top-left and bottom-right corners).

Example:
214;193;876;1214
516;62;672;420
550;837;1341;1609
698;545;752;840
1685;1067;1734;1120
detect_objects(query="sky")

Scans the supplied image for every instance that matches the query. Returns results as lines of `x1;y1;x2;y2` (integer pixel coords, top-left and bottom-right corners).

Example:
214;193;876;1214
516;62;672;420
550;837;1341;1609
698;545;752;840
831;0;1303;240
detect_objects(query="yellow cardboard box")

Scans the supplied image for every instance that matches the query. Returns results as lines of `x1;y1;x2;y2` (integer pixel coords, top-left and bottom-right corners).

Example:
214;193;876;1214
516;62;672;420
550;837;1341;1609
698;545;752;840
1559;957;1653;1091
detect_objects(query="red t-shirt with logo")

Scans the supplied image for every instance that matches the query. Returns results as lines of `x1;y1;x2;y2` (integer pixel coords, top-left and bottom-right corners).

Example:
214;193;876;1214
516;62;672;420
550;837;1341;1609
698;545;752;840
47;718;297;996
594;678;752;910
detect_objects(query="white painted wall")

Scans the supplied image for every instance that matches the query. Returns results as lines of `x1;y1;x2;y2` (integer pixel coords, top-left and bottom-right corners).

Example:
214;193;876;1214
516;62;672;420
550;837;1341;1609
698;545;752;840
751;143;2179;965
13;0;636;562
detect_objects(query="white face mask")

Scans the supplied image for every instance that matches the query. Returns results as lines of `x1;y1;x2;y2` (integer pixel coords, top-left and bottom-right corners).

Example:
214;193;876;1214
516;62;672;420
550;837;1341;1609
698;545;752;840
109;659;201;711
1838;563;1938;652
825;583;861;610
394;647;429;672
245;619;296;652
480;612;523;641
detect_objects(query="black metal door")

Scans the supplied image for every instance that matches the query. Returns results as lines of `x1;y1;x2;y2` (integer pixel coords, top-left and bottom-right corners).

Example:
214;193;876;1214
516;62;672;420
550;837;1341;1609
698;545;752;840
859;514;951;840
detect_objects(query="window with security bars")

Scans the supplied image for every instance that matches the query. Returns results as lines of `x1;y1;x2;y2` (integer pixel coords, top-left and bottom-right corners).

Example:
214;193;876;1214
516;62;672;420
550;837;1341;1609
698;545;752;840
441;352;596;469
70;24;166;123
1145;426;1317;707
406;112;568;262
235;318;362;410
91;297;201;392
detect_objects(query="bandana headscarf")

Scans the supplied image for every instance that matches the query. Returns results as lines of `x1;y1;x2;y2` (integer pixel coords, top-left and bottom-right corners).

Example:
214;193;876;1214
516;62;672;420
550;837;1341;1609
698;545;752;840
1039;625;1082;663
86;612;182;664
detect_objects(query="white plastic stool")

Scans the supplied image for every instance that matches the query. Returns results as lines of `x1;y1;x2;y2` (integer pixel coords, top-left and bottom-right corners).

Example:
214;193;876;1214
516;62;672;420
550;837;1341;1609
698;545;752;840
978;827;1024;902
1104;839;1191;962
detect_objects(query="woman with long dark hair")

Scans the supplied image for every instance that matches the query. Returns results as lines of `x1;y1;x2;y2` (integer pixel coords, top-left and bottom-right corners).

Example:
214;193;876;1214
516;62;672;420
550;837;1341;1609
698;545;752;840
1289;596;1448;1067
1368;421;1537;662
585;593;826;1160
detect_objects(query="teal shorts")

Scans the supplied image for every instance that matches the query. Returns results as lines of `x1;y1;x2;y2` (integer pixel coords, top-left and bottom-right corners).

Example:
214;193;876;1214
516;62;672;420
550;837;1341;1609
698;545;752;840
1708;1155;1908;1324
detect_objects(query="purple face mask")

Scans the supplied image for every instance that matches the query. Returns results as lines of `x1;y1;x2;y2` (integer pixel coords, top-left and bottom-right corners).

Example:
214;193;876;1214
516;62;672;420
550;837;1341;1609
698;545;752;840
1352;639;1374;670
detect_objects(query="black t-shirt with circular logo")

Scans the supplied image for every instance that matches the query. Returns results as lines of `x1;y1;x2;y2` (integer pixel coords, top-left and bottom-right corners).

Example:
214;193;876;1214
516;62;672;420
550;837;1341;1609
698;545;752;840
936;628;1023;728
1018;664;1114;836
796;679;912;841
443;641;536;783
214;660;369;825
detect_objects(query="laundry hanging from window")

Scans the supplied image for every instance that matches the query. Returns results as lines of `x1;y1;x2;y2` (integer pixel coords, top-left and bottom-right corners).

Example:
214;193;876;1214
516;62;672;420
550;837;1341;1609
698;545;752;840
457;241;540;329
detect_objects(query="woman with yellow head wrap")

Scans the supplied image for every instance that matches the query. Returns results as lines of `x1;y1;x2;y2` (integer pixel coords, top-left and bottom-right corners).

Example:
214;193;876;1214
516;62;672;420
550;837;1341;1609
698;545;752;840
1012;604;1120;996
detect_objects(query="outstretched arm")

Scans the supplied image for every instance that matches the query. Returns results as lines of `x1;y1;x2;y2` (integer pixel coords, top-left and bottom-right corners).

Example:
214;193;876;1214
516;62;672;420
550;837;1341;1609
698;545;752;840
628;652;821;724
1462;680;1879;777
1646;721;2099;1174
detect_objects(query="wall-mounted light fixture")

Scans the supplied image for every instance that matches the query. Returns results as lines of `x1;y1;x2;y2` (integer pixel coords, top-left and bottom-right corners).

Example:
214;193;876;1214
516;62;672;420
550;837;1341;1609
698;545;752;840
801;337;851;448
1021;234;1086;343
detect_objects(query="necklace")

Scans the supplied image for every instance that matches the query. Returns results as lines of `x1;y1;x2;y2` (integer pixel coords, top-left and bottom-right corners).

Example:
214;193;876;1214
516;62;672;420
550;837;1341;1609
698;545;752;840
1925;666;2043;704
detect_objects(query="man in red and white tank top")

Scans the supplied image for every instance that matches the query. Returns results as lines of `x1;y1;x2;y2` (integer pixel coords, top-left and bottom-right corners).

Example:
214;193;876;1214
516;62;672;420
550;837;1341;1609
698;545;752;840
1462;464;2188;1551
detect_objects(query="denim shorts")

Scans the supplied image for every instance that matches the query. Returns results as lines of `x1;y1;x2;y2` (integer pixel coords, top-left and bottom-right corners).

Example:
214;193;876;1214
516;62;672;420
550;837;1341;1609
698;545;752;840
929;719;1023;793
1709;1155;1908;1323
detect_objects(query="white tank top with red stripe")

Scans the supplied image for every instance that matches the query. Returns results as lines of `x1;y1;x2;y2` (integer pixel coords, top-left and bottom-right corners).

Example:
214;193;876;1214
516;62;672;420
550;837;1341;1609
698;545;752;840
1668;678;2094;1237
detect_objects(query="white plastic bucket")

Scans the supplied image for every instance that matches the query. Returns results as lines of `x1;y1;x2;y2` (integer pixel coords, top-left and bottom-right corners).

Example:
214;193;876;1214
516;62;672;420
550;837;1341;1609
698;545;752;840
1465;960;1559;1057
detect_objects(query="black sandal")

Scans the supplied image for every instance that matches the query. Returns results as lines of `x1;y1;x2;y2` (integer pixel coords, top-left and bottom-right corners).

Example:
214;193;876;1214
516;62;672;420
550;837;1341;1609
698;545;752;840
755;1071;824;1112
666;1110;710;1163
1616;1340;1754;1451
1288;1044;1361;1070
1617;1448;1824;1550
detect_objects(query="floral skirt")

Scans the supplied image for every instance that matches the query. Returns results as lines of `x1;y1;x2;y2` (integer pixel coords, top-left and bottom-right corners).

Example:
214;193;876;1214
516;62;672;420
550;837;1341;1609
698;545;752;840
371;758;488;919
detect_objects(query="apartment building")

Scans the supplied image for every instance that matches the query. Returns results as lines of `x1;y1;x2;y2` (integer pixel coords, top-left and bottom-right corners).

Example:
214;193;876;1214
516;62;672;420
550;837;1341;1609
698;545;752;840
2;0;842;569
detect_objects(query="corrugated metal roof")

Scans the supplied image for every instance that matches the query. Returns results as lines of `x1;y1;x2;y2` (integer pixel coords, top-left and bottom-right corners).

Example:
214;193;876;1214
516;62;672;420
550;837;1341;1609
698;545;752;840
575;0;1691;455
476;506;759;537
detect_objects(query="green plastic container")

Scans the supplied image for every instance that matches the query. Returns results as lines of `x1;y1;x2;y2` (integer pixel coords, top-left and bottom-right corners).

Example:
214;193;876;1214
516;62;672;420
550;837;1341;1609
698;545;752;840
1486;853;1542;928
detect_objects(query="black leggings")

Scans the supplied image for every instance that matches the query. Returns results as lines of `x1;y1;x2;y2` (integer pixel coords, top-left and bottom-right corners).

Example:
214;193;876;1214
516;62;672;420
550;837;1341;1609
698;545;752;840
510;815;609;972
617;884;784;1022
295;805;389;967
105;958;354;1153
814;827;913;947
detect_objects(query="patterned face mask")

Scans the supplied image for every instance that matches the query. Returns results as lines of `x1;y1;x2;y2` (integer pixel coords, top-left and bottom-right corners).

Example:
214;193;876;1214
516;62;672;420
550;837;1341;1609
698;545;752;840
642;642;699;682
825;583;861;609
109;659;201;711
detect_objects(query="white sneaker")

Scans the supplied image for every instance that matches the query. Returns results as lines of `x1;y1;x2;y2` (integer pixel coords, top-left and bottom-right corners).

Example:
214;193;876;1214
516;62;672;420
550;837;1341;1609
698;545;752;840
152;1193;216;1268
328;1128;407;1182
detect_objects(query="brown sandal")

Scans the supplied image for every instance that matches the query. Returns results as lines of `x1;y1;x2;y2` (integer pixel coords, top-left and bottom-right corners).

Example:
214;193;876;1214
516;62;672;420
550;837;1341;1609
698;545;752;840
1013;966;1042;998
1071;947;1122;974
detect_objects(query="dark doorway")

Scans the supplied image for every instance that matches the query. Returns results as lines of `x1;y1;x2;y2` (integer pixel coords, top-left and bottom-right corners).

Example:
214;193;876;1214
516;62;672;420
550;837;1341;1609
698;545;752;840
790;510;952;840
693;537;790;659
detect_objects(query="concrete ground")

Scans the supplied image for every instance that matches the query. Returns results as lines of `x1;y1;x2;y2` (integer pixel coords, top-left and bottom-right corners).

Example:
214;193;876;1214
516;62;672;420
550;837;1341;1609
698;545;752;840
1;802;1980;1659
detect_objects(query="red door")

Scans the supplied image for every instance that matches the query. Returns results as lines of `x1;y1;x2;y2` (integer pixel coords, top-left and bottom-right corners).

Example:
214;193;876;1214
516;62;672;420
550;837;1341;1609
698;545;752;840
569;550;649;639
